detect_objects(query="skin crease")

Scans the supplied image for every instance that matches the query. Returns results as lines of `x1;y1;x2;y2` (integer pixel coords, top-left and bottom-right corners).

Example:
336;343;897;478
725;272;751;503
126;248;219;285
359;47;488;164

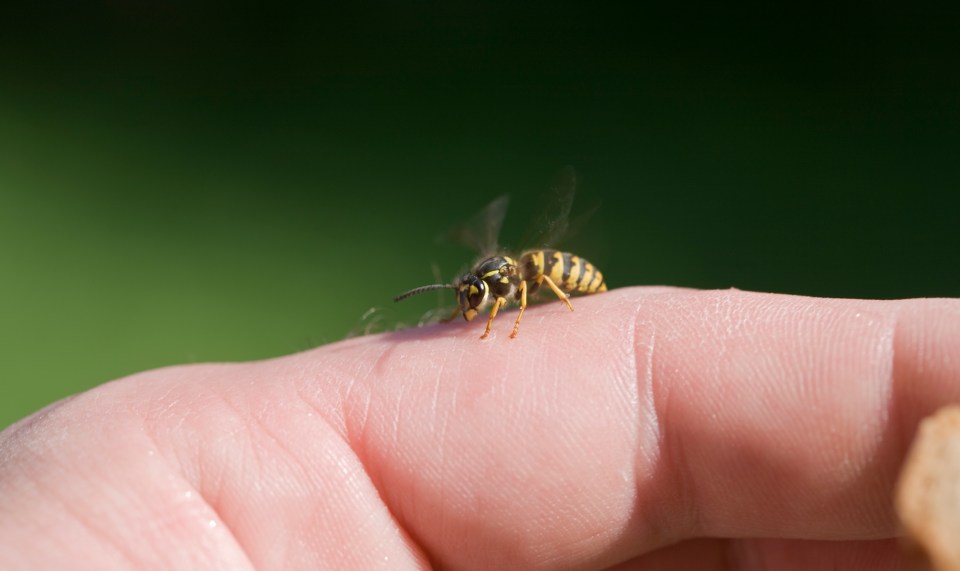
0;288;958;570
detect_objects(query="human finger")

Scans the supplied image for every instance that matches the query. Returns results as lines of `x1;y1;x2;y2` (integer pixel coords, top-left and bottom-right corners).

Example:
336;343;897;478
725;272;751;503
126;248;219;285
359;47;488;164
3;288;957;570
321;287;959;568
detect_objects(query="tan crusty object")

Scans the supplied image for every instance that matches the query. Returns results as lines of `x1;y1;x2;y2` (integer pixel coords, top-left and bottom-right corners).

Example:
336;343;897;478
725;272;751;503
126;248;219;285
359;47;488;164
897;405;960;571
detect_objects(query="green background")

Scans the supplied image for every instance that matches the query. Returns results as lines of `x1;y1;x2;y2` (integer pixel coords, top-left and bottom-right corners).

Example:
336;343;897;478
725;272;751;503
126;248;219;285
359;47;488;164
1;4;957;428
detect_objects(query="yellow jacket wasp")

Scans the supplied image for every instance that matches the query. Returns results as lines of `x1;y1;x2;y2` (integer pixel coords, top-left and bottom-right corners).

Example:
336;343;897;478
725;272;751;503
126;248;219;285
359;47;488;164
394;169;607;339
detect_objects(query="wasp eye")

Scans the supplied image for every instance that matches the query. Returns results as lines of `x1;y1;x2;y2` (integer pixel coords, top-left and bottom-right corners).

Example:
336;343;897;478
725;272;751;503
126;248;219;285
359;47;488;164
458;275;486;311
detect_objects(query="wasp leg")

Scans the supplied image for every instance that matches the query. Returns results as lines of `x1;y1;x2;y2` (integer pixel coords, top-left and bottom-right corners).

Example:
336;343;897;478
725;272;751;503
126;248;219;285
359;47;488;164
510;280;528;338
540;275;574;312
481;297;506;339
440;307;460;323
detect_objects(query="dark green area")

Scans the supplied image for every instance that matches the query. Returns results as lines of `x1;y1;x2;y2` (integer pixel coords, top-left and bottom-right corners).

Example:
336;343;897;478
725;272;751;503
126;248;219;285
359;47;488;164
1;3;957;427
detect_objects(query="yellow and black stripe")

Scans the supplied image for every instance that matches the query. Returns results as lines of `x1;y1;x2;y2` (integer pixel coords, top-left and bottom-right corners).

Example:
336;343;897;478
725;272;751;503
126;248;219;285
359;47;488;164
519;249;606;295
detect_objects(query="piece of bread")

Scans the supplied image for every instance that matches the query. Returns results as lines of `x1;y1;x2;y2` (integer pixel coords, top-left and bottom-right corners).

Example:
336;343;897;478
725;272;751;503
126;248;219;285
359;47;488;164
897;405;960;571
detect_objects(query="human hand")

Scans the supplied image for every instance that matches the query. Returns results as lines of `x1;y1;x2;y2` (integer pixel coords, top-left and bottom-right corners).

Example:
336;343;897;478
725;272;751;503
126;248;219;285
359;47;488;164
1;287;958;570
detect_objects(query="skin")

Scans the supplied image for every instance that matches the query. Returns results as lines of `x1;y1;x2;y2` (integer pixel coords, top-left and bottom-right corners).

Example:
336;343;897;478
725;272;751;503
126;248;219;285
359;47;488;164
1;287;958;570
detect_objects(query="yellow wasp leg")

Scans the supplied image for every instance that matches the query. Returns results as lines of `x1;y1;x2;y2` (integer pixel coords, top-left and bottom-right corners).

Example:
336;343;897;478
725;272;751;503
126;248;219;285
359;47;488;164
480;297;506;339
510;280;529;338
541;275;574;312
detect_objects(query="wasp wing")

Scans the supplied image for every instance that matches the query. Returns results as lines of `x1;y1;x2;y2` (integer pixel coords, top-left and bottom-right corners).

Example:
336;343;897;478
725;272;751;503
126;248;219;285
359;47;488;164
438;194;510;257
518;166;579;251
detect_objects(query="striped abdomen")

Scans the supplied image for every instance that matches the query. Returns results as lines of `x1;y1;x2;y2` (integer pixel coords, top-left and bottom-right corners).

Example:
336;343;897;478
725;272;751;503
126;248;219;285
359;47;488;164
519;249;607;295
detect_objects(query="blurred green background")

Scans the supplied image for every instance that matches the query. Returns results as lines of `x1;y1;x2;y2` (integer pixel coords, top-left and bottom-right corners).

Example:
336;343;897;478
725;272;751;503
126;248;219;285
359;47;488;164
1;3;957;428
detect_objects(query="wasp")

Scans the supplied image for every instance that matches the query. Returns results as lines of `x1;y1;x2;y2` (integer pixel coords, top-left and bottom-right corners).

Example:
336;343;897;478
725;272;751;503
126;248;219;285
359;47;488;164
393;170;607;339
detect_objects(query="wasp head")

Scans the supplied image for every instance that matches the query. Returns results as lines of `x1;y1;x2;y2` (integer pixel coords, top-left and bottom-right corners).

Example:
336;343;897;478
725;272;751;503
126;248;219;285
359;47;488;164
456;274;487;321
394;273;489;322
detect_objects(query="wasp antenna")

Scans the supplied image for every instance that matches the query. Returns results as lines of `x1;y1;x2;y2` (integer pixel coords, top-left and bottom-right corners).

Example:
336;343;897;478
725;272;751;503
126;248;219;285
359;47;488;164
394;284;455;302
